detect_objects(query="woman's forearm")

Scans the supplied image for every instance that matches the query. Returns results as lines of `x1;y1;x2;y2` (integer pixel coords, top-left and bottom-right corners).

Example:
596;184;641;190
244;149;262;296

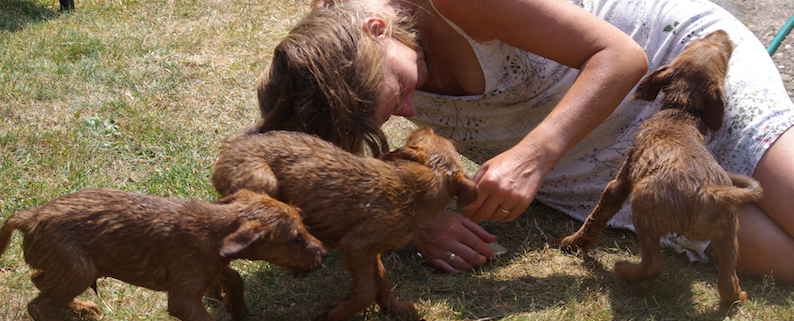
517;42;648;170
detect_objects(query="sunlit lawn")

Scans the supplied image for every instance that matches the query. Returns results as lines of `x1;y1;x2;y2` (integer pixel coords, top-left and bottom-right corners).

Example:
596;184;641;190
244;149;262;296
1;0;793;320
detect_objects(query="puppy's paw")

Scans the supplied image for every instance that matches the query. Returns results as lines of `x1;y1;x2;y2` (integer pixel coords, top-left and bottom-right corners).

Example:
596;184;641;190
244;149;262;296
314;303;343;321
613;260;644;281
68;299;101;320
614;260;659;281
559;233;592;254
384;300;420;320
227;302;249;321
737;290;748;304
720;290;748;308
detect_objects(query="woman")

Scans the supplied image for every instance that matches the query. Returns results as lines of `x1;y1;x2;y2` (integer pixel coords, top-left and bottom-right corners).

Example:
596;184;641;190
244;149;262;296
255;0;794;281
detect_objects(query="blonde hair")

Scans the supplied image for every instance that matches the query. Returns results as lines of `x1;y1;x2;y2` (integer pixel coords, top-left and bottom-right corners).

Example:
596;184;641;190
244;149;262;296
254;0;416;156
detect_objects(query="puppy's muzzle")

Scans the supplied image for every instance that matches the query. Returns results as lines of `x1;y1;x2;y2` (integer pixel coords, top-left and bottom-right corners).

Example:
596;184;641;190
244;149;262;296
291;244;327;277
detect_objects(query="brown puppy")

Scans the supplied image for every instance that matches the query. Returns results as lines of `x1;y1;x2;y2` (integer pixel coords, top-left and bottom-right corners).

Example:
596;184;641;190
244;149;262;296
0;188;326;321
212;127;478;321
559;30;761;305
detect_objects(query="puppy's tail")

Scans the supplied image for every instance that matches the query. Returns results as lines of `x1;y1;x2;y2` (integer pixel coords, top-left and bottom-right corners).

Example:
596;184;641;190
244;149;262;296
0;209;36;258
701;173;763;206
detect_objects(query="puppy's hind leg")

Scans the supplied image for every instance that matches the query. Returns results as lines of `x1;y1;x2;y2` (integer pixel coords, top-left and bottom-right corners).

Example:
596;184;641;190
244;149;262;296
374;254;419;320
714;211;747;306
213;158;279;197
28;256;100;321
614;202;664;281
614;231;664;281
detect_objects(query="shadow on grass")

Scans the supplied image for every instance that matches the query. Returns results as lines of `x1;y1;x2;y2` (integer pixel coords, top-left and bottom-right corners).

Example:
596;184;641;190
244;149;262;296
580;254;731;321
544;204;794;321
232;203;794;321
0;0;60;32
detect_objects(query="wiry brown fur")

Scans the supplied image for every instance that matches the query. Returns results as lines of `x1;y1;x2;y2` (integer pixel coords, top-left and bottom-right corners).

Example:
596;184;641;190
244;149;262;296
0;189;326;321
559;30;761;306
212;127;478;321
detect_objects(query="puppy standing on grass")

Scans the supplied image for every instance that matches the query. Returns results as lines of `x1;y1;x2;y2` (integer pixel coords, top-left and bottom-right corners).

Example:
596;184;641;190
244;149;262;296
212;127;478;321
0;189;326;321
559;30;762;305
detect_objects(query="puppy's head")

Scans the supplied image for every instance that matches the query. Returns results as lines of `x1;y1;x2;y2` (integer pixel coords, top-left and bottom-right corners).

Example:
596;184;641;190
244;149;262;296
219;191;326;272
634;30;734;132
384;127;479;207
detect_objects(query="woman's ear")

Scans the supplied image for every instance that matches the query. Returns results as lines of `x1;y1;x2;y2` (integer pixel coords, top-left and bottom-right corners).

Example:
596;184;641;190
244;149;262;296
363;17;388;39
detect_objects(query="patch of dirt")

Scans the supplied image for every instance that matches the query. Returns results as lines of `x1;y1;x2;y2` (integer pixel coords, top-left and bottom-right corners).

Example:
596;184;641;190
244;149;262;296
716;0;794;96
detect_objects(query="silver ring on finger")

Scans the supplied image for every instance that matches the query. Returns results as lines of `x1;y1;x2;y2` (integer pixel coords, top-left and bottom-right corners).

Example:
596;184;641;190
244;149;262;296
447;251;456;261
498;207;511;215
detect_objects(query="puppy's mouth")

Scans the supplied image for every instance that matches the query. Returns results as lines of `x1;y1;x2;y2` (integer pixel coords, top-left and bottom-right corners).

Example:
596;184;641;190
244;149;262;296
287;255;325;277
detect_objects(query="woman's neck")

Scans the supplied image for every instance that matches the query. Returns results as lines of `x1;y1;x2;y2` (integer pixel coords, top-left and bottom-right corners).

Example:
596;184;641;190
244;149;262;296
406;0;486;95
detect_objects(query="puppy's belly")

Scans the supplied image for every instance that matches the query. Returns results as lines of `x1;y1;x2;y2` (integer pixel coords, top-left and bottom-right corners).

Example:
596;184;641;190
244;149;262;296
98;264;171;292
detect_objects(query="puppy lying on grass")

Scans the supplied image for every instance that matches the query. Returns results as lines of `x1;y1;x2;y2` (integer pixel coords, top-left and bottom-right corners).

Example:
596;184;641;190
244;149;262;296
0;188;326;321
560;30;762;306
212;127;478;321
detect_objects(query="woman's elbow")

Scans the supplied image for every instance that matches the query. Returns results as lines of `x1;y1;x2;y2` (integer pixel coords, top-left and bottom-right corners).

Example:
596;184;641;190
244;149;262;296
623;42;649;81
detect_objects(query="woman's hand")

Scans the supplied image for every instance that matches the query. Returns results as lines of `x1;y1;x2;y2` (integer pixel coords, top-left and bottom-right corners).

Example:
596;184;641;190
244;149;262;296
413;211;497;273
463;144;553;223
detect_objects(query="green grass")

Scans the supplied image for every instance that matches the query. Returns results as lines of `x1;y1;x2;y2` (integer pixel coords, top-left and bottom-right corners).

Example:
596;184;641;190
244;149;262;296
1;0;793;320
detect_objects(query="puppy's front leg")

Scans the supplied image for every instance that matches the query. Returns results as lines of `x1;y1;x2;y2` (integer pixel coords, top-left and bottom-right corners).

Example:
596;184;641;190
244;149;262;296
167;290;214;321
220;267;249;321
614;227;664;281
375;253;419;320
318;252;378;321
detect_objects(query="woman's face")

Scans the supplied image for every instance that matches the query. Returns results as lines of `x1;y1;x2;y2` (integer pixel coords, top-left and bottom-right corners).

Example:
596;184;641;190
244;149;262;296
372;36;428;126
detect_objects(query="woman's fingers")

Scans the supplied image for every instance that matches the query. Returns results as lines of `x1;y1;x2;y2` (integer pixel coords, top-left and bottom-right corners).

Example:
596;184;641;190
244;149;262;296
428;258;461;273
462;189;488;221
465;151;546;222
465;176;525;222
443;242;481;271
477;195;502;222
414;211;496;273
461;217;498;243
508;199;532;221
422;240;481;272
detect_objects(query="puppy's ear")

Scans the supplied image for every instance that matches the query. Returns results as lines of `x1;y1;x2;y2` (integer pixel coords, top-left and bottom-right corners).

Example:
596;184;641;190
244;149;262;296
634;65;672;101
382;146;428;164
453;173;479;207
700;84;726;132
221;221;268;259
